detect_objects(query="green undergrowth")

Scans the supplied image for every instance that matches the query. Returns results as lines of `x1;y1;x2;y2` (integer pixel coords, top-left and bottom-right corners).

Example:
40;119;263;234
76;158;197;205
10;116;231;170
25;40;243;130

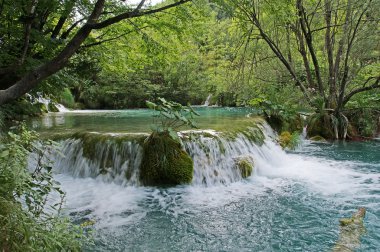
0;124;90;251
279;131;301;150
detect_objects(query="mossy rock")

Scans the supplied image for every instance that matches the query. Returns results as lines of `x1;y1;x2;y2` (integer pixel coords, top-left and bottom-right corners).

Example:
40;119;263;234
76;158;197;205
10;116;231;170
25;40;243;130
339;208;366;227
279;131;292;148
266;114;303;133
309;135;327;142
234;156;254;178
140;131;193;186
307;115;335;139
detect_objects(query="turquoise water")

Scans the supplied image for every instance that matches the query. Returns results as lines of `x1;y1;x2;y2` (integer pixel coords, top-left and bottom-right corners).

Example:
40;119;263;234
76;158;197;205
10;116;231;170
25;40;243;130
29;107;258;135
37;108;380;251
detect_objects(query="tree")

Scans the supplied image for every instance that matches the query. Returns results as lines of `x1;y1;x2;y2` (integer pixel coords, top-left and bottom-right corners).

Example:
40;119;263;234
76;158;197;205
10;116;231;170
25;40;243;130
227;0;380;138
0;0;191;105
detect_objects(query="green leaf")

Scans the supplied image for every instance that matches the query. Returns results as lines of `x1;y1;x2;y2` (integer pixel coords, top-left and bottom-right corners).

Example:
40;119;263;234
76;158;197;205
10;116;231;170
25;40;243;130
0;150;9;158
146;101;157;110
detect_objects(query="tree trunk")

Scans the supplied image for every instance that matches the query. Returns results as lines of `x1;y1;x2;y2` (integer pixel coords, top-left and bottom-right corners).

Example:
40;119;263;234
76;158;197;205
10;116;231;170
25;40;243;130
296;0;325;102
0;0;191;105
324;0;337;109
0;0;105;105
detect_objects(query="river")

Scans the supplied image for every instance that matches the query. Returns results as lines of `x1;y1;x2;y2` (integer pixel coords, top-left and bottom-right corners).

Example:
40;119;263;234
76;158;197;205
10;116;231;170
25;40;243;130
30;108;380;251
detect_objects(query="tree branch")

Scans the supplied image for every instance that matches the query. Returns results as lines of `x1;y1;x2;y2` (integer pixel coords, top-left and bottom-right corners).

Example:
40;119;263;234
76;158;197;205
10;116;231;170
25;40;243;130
90;0;191;30
80;26;149;49
343;76;380;106
0;0;192;105
60;18;86;39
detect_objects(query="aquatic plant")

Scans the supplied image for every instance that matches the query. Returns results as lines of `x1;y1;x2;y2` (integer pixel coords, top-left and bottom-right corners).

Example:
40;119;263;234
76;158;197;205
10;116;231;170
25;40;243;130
279;131;300;150
234;156;254;178
146;97;199;142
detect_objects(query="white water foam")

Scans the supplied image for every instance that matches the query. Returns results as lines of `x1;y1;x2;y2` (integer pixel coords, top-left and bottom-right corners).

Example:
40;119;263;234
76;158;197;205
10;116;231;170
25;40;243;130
56;103;70;112
49;122;380;231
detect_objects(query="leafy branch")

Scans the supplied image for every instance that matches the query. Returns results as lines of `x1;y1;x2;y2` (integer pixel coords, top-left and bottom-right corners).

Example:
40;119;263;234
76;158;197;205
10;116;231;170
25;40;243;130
146;97;199;141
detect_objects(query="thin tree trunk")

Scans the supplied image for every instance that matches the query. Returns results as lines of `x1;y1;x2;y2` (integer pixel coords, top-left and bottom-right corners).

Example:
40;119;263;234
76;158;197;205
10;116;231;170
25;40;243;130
324;0;336;108
296;0;326;102
294;22;315;90
51;0;76;39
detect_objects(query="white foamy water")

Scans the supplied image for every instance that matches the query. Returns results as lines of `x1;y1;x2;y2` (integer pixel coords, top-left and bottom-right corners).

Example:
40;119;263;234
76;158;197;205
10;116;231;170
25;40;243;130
50;123;380;242
56;103;70;112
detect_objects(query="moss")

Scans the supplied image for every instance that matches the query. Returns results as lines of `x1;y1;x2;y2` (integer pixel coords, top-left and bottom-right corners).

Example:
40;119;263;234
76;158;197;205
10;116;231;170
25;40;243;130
140;131;193;186
307;115;335;139
234;156;254;178
279;131;292;148
309;135;327;142
75;132;145;160
334;208;366;251
266;114;303;133
224;120;265;146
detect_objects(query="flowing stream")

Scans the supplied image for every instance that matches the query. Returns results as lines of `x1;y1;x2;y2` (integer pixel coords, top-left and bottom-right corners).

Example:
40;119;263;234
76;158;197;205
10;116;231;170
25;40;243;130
31;108;380;251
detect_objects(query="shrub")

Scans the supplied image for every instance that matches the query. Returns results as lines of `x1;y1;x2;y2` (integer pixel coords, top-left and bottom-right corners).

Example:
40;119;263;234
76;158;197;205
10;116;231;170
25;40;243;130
0;124;89;251
60;88;76;108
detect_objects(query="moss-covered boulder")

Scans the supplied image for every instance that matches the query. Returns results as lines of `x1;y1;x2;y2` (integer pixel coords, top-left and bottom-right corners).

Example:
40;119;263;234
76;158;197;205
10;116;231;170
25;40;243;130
234;156;254;178
279;131;292;148
266;113;303;133
140;132;193;186
309;135;327;142
307;115;335;139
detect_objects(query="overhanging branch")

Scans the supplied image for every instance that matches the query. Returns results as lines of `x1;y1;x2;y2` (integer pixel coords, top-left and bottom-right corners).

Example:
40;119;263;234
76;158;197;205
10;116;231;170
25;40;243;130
89;0;191;30
343;76;380;106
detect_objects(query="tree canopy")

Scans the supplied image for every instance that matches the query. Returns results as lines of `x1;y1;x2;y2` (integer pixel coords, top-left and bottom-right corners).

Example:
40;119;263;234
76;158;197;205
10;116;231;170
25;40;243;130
1;0;379;138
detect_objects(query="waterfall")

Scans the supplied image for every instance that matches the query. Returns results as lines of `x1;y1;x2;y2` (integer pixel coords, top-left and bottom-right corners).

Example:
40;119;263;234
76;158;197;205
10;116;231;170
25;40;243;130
56;103;70;112
53;133;146;186
51;120;280;186
203;94;212;106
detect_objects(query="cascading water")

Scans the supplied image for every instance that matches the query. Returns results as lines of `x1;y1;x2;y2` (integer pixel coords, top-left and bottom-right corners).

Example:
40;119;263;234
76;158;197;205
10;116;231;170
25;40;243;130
56;103;70;112
52;121;268;186
203;94;212;106
46;118;380;251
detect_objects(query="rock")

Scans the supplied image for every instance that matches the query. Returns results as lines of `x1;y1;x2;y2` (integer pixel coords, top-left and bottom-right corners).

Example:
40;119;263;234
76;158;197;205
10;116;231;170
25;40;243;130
333;208;366;251
309;135;327;142
279;131;292;148
234;156;254;178
307;115;335;139
140;131;193;186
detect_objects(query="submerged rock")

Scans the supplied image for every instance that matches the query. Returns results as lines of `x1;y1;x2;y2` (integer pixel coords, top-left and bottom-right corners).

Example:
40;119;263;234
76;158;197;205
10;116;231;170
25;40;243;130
234;156;254;178
333;208;366;252
309;135;327;142
140;132;193;186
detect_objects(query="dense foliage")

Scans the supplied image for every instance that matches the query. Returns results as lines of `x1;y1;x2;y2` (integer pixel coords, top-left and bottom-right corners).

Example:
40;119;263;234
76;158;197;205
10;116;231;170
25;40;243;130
0;0;379;249
0;124;89;251
2;1;377;133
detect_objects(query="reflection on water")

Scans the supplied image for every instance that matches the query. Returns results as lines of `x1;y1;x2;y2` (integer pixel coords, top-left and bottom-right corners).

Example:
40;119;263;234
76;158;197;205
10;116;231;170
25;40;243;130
28;107;260;135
